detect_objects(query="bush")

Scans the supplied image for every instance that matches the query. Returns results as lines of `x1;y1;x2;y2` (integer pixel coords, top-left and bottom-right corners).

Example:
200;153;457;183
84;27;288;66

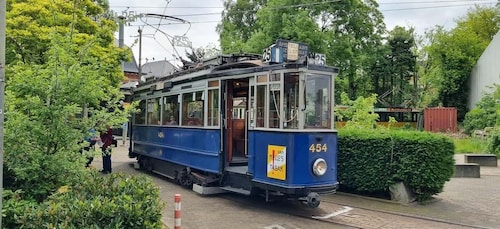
15;172;165;229
338;128;455;201
487;127;500;157
462;86;499;134
3;190;37;228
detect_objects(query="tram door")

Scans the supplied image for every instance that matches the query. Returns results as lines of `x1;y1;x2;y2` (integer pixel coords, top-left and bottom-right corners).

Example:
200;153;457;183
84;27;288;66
224;78;249;165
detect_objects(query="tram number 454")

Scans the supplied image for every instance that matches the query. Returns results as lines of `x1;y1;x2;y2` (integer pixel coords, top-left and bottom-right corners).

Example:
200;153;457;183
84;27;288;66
309;143;327;153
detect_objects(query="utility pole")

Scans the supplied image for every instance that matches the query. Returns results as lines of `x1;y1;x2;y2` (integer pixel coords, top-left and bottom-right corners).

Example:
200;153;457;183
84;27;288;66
138;28;142;79
0;0;6;227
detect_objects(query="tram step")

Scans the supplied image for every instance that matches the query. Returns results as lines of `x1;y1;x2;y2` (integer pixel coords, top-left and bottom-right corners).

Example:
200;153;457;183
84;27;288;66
220;186;251;195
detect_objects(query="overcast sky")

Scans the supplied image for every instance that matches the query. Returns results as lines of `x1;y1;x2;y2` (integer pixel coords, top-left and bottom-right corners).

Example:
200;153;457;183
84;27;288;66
108;0;497;67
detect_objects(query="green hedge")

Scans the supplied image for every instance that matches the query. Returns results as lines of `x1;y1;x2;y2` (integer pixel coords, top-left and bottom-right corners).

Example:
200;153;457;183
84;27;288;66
338;128;455;200
9;172;165;228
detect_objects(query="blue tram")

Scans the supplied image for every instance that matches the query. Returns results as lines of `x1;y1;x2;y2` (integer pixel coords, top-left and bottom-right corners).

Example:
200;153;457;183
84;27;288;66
129;40;339;207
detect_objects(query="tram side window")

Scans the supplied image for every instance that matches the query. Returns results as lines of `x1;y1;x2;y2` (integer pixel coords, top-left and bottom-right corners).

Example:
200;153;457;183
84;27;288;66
162;95;179;125
256;85;266;127
182;91;204;126
269;83;280;128
147;98;161;125
304;74;331;129
134;100;146;125
284;73;299;129
207;89;219;126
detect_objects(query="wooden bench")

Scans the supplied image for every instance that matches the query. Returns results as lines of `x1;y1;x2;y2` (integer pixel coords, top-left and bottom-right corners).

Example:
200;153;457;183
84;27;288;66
464;154;498;167
453;163;480;178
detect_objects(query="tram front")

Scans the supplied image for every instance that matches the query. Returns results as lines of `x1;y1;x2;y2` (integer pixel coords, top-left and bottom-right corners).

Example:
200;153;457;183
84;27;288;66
246;40;339;208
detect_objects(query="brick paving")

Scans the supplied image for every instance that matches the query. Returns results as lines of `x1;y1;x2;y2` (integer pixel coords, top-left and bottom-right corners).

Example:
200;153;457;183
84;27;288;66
100;144;500;229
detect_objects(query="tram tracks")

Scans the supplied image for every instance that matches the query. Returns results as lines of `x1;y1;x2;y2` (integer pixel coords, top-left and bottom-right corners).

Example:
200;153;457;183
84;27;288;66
220;193;485;229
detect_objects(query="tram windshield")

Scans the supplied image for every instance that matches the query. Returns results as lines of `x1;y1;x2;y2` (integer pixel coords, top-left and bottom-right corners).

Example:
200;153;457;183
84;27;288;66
304;74;331;129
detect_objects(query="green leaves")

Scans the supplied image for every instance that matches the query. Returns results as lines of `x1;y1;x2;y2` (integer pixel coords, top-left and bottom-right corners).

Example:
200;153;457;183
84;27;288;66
338;129;455;201
421;6;500;120
15;173;165;228
218;0;386;100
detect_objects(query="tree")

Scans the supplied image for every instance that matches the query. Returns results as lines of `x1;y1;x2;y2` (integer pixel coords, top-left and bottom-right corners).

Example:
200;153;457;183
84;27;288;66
336;92;379;129
6;0;127;86
4;0;131;201
217;0;266;54
184;43;221;63
421;6;500;120
218;0;386;101
372;26;417;108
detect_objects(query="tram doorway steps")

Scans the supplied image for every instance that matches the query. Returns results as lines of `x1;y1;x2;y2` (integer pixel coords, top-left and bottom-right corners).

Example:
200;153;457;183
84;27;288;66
220;186;251;195
222;167;252;194
193;184;228;195
230;156;248;166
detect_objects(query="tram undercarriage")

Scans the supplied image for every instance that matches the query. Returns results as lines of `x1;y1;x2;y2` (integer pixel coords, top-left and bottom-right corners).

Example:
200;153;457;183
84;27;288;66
135;154;329;208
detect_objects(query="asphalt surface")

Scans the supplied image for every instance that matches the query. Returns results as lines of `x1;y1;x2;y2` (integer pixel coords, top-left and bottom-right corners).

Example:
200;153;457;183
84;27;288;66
92;142;500;229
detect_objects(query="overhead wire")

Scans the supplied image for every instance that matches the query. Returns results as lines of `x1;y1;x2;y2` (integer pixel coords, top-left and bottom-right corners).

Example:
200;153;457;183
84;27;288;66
111;0;492;9
114;0;496;25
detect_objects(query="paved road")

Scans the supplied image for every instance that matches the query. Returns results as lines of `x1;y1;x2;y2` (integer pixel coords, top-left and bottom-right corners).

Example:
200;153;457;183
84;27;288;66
92;144;500;229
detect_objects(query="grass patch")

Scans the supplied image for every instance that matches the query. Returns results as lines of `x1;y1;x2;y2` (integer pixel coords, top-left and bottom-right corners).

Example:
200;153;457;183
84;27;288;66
453;137;488;154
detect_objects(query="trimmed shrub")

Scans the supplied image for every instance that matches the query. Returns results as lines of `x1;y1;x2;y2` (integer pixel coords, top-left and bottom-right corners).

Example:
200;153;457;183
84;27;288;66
15;172;165;228
338;128;455;201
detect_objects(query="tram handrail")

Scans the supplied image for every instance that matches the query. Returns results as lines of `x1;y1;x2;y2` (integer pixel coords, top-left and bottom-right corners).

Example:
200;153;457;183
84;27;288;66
245;110;248;156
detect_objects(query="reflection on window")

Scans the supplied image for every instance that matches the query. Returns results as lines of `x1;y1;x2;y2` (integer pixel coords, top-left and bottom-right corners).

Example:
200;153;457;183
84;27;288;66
269;83;280;128
305;74;331;129
233;97;246;119
147;98;161;125
256;85;266;127
162;95;179;125
284;73;299;129
208;89;219;126
135;100;146;125
182;91;204;126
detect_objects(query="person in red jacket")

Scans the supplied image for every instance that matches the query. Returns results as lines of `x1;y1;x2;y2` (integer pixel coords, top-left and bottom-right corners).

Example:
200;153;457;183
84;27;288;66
99;126;114;174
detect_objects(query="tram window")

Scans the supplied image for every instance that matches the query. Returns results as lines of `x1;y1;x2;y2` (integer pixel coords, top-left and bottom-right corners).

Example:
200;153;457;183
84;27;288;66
269;83;280;129
134;100;146;125
182;91;204;126
162;95;179;125
256;85;266;127
232;97;247;119
284;73;299;129
270;74;280;82
304;74;331;129
147;98;161;125
207;89;219;126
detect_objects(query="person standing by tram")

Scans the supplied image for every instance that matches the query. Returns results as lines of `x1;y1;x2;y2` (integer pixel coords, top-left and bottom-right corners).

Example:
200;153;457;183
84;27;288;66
99;125;114;174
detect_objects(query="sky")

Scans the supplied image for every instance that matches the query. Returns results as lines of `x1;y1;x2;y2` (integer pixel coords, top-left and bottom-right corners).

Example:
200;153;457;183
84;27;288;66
107;0;497;67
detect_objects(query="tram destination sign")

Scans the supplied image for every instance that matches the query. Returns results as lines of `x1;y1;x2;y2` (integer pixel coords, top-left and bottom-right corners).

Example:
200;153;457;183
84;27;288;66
274;39;309;62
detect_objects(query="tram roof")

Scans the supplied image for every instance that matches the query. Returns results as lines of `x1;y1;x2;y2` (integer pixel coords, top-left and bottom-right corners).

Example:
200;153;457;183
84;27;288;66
133;54;339;93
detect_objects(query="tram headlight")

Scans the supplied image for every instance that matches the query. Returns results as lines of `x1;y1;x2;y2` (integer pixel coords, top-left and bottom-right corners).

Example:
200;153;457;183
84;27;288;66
312;158;327;176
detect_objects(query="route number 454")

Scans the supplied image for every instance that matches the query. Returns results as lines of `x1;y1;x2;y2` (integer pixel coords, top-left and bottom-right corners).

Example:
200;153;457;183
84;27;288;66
309;143;327;153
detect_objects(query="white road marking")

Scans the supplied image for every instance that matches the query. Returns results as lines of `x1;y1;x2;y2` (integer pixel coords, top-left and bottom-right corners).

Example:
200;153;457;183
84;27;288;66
264;225;286;229
312;206;354;219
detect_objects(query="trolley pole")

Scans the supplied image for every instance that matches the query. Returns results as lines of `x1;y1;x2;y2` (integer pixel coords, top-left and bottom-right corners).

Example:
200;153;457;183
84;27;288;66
0;0;6;227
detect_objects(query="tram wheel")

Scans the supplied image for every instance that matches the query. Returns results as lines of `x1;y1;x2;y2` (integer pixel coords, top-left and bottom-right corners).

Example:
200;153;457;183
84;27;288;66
305;192;321;208
176;170;193;188
139;157;153;172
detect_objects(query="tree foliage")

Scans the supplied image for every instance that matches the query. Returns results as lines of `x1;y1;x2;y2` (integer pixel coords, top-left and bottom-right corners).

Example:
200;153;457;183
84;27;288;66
218;0;386;101
3;0;132;207
6;0;127;86
372;26;417;108
336;92;379;129
421;6;500;120
463;84;500;134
